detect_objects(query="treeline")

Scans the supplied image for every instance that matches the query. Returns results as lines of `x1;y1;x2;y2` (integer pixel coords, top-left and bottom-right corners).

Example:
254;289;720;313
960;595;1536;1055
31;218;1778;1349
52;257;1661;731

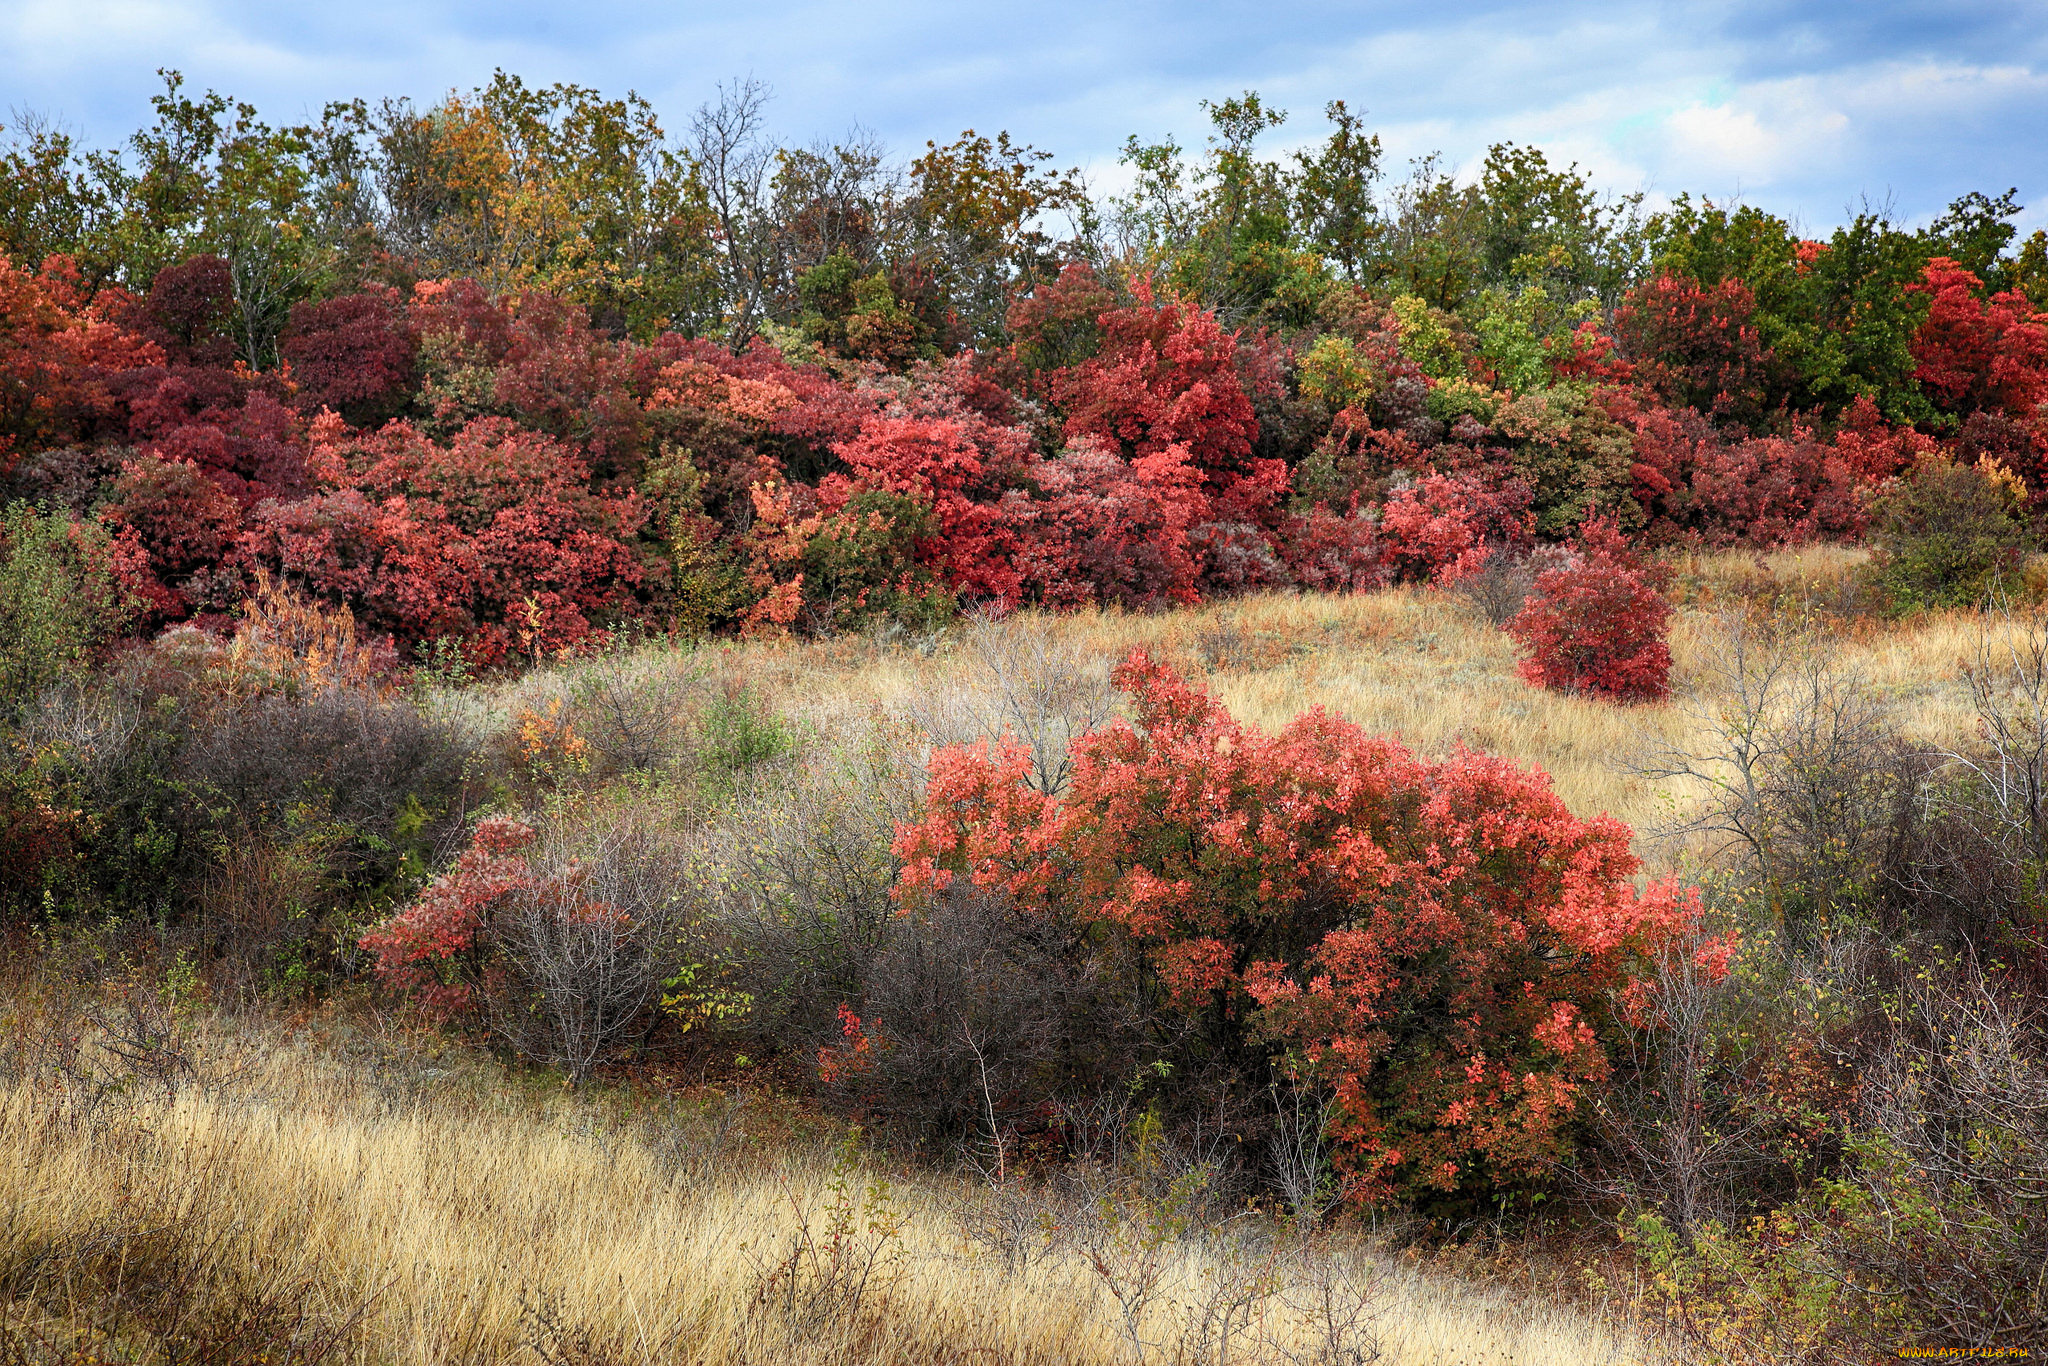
4;73;2047;667
5;72;2045;366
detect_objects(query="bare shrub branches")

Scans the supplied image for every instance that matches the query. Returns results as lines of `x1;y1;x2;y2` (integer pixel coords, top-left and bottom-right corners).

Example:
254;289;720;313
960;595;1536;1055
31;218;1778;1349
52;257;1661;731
906;611;1114;796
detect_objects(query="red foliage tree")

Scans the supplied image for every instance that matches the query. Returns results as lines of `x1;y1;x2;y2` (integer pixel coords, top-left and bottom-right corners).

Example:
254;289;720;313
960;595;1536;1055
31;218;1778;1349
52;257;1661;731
1613;273;1782;431
894;652;1704;1204
1506;515;1672;703
1909;257;2048;422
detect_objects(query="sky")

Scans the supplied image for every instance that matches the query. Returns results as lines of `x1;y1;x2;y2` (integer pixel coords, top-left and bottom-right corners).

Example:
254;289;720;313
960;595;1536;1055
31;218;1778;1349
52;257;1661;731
3;0;2046;236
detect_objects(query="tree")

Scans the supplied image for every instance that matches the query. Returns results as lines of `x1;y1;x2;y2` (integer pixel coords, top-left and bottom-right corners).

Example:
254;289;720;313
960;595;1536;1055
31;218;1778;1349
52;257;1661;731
1291;101;1383;283
905;129;1083;348
1475;142;1644;306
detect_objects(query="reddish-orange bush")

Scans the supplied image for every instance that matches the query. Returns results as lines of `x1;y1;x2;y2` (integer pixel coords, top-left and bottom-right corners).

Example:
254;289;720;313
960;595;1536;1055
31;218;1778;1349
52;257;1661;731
1507;515;1672;703
1910;257;2048;422
358;815;540;1020
244;415;657;659
1378;470;1533;583
999;437;1208;608
894;651;1702;1204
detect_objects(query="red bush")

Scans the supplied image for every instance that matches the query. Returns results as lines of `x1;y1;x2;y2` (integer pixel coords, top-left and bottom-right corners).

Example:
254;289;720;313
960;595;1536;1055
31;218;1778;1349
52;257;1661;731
281;284;418;425
244;415;656;659
99;453;247;620
999;437;1208;609
894;651;1703;1204
1621;392;1904;546
1004;261;1118;379
1277;502;1383;593
120;254;237;366
1614;272;1782;431
1909;256;2048;422
1050;280;1267;491
0;255;163;467
1506;515;1672;703
1378;471;1533;584
830;375;1034;606
359;815;539;1020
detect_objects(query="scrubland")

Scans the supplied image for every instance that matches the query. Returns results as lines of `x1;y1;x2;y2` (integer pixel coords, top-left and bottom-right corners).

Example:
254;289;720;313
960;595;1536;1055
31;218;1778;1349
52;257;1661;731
5;549;2044;1364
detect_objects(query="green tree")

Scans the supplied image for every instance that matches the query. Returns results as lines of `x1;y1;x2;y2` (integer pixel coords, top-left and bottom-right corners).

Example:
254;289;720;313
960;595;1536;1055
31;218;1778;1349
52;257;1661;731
1290;100;1384;283
905;129;1083;347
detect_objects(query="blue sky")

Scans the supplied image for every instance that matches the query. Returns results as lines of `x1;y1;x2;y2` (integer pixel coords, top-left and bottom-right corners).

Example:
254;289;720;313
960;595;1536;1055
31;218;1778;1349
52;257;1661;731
4;0;2045;235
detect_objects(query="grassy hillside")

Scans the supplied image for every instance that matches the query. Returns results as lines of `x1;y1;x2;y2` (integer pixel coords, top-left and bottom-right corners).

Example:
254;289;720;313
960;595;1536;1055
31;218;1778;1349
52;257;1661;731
5;552;2044;1363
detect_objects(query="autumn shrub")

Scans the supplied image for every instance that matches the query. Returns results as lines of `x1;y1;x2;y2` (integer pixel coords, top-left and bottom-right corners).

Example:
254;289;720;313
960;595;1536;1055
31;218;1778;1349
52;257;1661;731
702;719;909;979
1275;502;1382;593
1613;272;1785;433
1376;470;1533;584
1451;543;1536;626
120;254;237;366
1507;516;1673;703
1452;385;1638;538
1908;256;2048;424
246;415;659;658
1047;279;1292;534
0;502;134;717
893;651;1703;1208
830;401;1032;605
15;583;470;958
99;453;247;621
280;284;418;427
1005;261;1116;380
903;611;1115;798
0;256;165;466
1627;963;2048;1361
735;477;956;636
823;883;1168;1159
357;810;691;1079
1866;455;2033;613
1001;438;1207;609
562;641;700;776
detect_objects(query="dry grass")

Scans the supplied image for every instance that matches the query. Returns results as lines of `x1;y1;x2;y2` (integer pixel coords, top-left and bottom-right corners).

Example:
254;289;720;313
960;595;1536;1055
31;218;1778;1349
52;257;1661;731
0;1002;1664;1365
476;547;2032;869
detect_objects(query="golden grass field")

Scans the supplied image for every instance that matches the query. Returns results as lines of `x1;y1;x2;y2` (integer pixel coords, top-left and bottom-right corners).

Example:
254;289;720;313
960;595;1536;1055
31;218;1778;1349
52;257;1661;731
0;1006;1661;1365
489;543;2023;864
7;547;2033;1364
